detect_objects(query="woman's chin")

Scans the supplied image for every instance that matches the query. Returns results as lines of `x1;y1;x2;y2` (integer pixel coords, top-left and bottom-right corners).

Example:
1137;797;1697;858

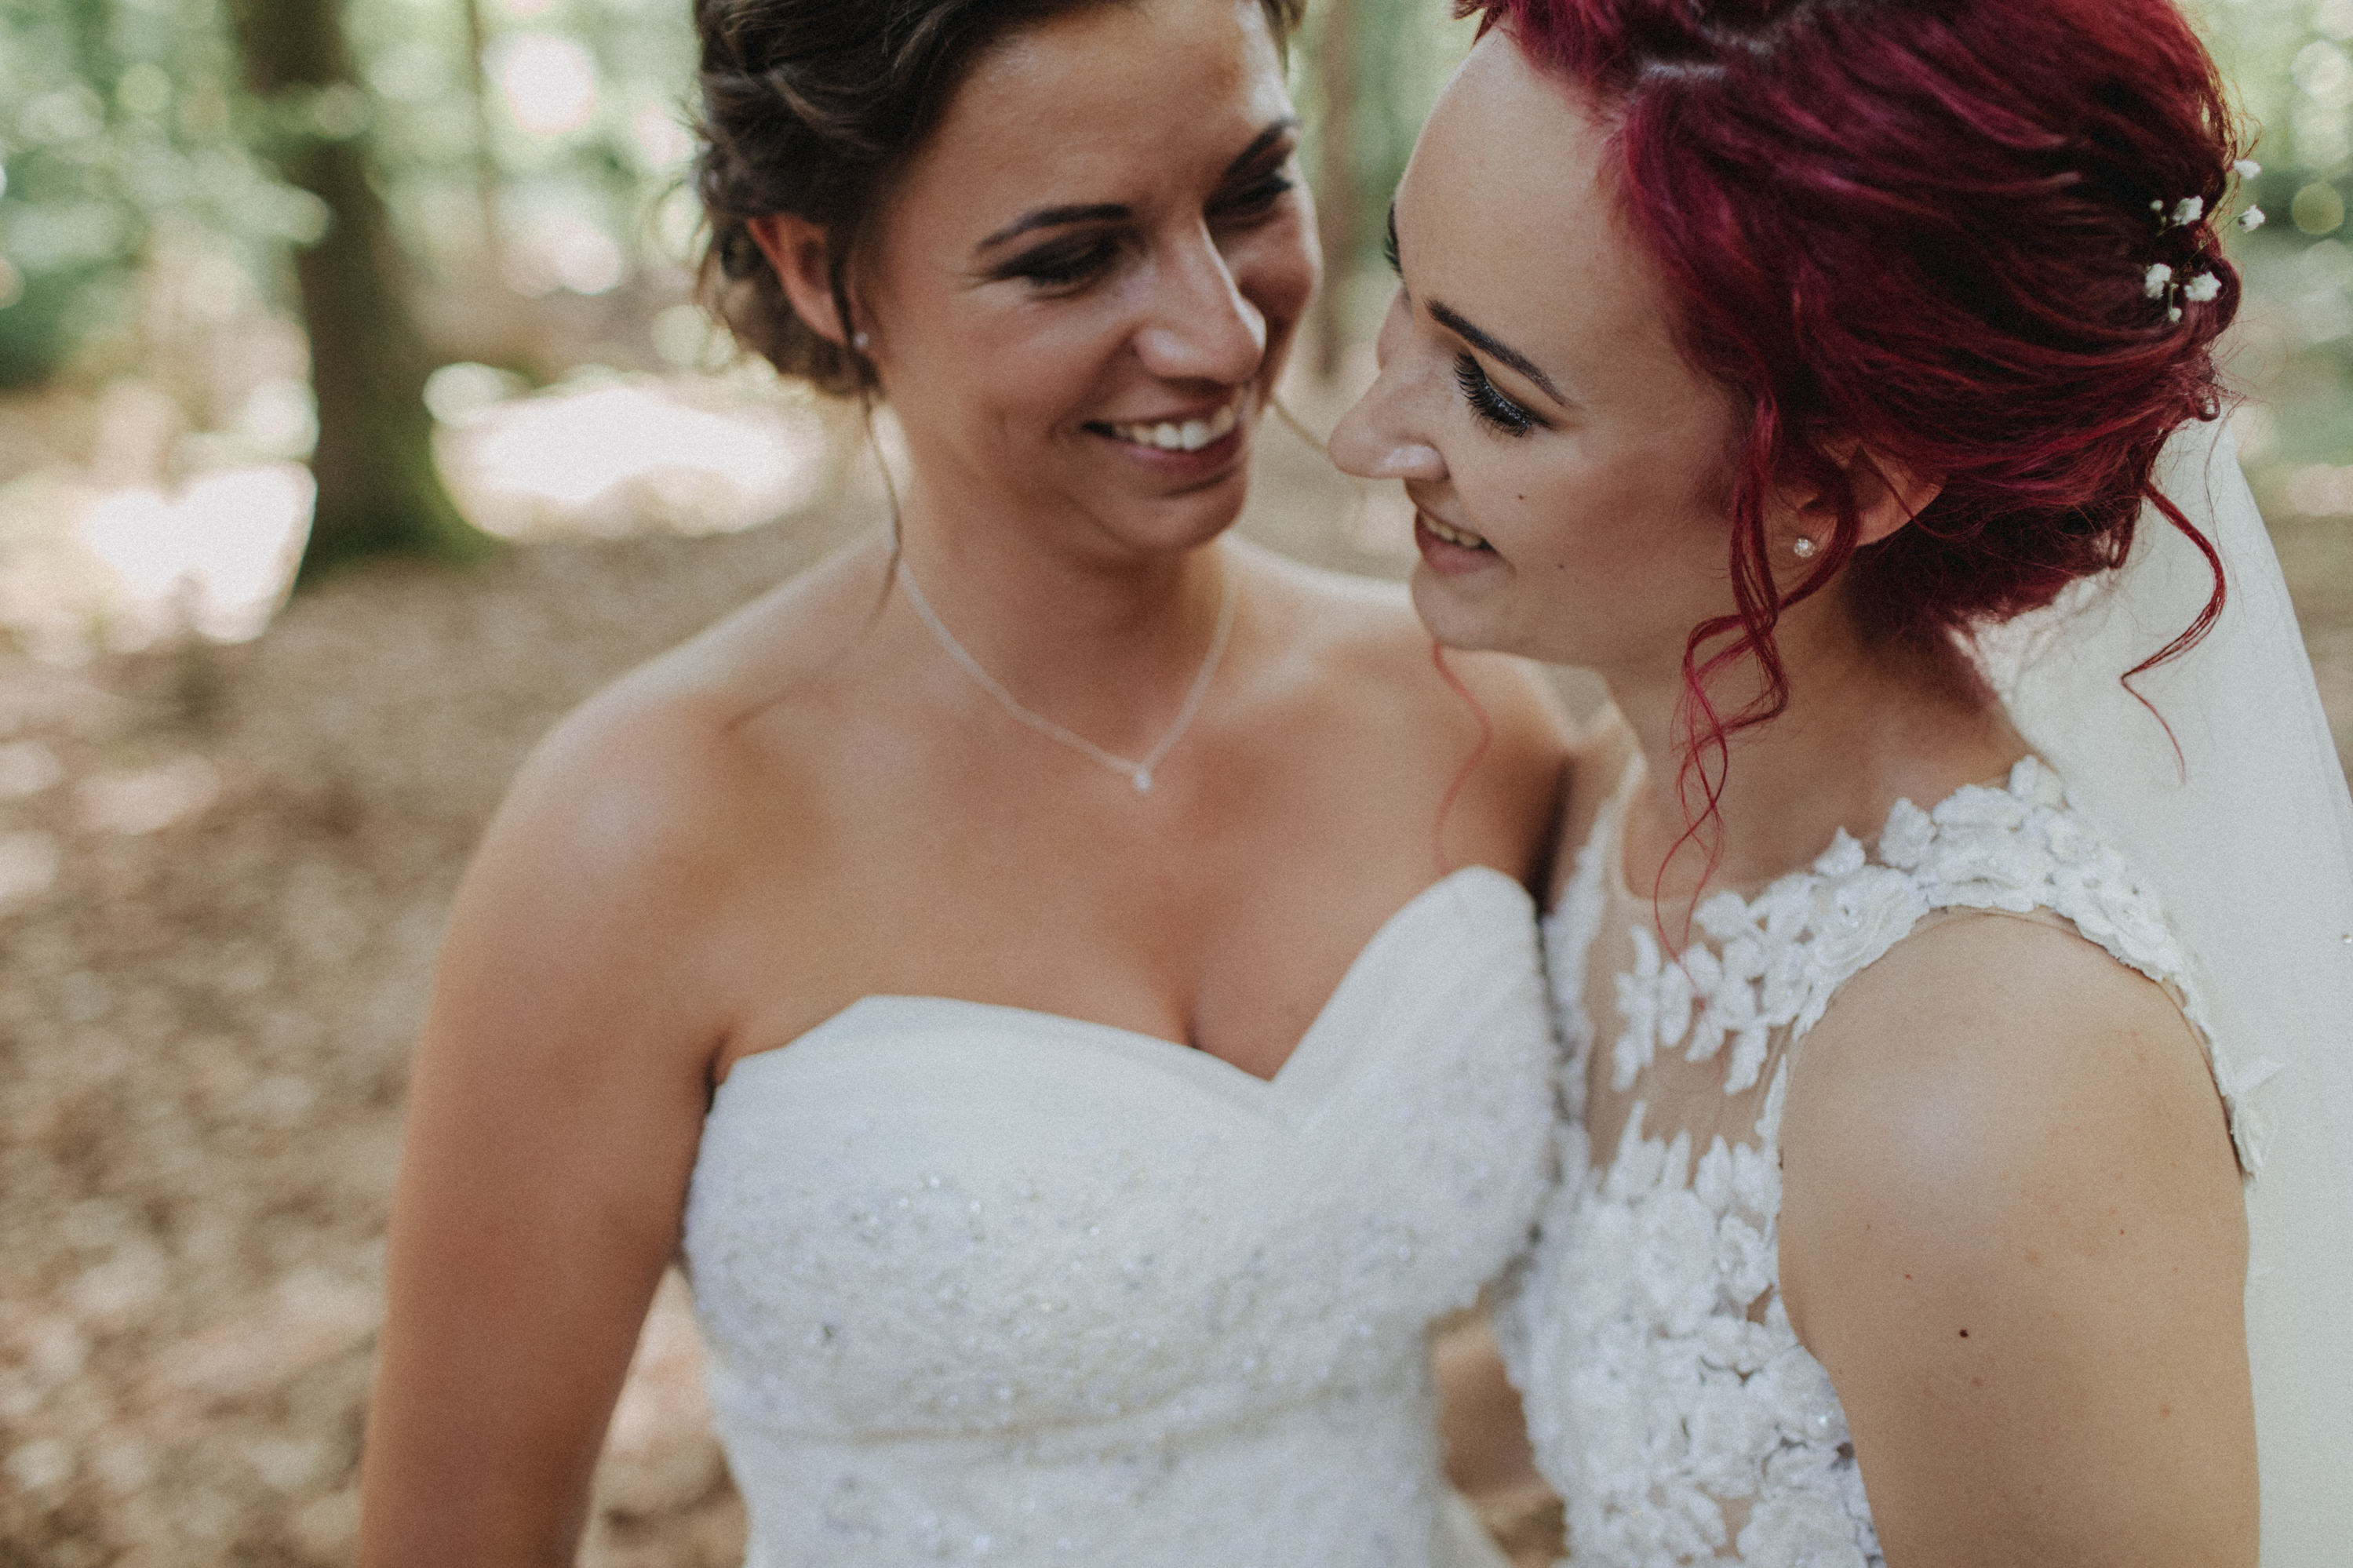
1408;566;1519;657
1108;479;1252;559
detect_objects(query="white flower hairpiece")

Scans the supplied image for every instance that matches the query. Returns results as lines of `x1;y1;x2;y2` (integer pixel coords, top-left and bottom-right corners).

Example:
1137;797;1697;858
2141;160;2262;323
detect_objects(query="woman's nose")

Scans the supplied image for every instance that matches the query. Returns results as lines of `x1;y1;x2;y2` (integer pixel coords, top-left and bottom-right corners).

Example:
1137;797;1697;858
1134;231;1267;386
1329;293;1444;481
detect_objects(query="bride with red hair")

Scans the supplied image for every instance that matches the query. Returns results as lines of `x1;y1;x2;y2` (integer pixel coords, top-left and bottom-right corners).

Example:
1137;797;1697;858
1338;0;2353;1562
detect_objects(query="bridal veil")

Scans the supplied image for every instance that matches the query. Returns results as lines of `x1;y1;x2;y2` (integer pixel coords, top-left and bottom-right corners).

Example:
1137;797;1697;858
1983;420;2353;1560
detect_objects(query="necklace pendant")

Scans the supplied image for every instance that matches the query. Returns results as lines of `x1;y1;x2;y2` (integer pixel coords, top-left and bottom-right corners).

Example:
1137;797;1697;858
894;558;1231;804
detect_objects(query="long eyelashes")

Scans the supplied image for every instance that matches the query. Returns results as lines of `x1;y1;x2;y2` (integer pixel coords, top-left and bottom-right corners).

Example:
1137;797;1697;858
1454;354;1535;437
1002;239;1122;289
1391;203;1539;436
993;169;1294;293
1215;171;1294;220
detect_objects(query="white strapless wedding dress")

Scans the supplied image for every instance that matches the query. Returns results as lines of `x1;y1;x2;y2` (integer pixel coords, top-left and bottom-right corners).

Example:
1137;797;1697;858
681;867;1555;1567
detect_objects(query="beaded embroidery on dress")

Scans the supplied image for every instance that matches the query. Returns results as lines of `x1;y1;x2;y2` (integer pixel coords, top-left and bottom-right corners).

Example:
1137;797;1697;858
682;867;1553;1568
1499;757;2247;1568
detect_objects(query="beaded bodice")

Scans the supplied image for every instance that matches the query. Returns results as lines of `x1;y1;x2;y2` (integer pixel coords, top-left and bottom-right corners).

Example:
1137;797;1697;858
1500;757;2243;1568
681;868;1553;1567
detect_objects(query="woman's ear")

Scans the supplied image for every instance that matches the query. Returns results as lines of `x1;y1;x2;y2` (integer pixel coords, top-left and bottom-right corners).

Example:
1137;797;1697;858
747;214;855;347
1790;444;1943;549
1843;447;1943;546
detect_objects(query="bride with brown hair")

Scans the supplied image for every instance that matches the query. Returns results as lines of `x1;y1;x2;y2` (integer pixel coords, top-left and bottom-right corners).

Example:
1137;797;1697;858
1337;0;2353;1562
353;0;1570;1563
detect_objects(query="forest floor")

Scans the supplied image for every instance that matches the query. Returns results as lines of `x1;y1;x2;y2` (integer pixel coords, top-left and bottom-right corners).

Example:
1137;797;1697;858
1;380;2346;1566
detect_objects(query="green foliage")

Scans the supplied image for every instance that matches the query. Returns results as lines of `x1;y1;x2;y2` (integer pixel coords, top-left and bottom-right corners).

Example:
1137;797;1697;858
4;0;2348;474
0;0;322;385
0;0;705;391
0;261;118;388
2191;0;2353;467
1334;0;1475;256
345;0;700;305
1292;0;1478;344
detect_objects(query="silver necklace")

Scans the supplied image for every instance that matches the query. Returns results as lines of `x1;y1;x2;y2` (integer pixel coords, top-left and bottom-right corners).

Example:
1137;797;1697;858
894;556;1234;794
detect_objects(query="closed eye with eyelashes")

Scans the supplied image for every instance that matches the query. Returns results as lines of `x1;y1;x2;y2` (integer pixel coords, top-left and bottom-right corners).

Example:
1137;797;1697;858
1454;355;1537;436
1388;203;1546;437
984;133;1300;293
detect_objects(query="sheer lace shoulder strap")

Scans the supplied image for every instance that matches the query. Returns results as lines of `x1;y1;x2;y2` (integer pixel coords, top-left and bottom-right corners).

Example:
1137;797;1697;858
1553;733;1643;887
1545;748;1645;1122
1546;744;1642;959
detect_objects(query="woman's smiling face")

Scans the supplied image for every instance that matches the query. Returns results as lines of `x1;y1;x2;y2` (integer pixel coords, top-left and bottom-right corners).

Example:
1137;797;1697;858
1330;29;1750;672
851;0;1316;562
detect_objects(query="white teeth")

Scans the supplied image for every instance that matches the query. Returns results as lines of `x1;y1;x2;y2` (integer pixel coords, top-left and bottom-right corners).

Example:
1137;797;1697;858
1108;400;1240;453
1422;515;1488;550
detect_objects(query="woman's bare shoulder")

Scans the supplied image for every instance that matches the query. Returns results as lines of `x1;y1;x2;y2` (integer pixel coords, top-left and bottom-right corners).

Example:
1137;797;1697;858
1233;544;1418;657
1239;546;1574;750
1777;910;2243;1353
1783;911;2231;1215
1774;911;2254;1565
443;540;888;995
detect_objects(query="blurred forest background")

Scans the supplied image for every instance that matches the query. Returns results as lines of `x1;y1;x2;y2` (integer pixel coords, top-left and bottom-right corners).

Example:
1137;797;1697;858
1;0;2349;1563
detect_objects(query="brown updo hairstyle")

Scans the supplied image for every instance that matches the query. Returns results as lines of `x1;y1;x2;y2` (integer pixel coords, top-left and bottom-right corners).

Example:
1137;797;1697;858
693;0;1308;395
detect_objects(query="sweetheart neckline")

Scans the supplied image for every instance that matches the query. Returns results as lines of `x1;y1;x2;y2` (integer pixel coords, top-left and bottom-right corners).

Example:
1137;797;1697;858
717;864;1530;1099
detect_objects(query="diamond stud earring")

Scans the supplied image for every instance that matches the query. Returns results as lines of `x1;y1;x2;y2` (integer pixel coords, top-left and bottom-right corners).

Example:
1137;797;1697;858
1791;536;1819;560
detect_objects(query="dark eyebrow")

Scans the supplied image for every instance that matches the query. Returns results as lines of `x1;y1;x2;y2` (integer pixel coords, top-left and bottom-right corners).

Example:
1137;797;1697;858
1222;117;1299;180
974;118;1297;254
976;202;1130;253
1428;300;1569;409
1389;199;1567;407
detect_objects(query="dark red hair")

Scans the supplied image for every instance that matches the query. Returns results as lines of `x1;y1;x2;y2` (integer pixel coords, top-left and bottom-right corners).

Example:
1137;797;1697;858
1468;0;2242;853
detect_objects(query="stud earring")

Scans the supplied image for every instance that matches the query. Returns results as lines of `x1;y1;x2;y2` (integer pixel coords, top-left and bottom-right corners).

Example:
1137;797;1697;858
852;331;870;352
1791;536;1819;560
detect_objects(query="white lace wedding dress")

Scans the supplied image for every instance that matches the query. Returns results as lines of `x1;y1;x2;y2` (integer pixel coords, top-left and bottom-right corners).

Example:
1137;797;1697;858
681;866;1553;1567
1499;756;2256;1568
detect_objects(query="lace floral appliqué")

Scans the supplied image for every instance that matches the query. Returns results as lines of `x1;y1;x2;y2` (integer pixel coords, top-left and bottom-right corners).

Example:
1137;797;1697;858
1502;756;2246;1568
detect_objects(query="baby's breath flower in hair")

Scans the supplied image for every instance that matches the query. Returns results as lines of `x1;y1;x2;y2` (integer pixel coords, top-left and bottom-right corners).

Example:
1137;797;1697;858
2141;158;2260;323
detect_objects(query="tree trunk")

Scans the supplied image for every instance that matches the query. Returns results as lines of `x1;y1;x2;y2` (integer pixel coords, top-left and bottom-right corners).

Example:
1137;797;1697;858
1313;0;1359;383
226;0;489;580
462;0;507;286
